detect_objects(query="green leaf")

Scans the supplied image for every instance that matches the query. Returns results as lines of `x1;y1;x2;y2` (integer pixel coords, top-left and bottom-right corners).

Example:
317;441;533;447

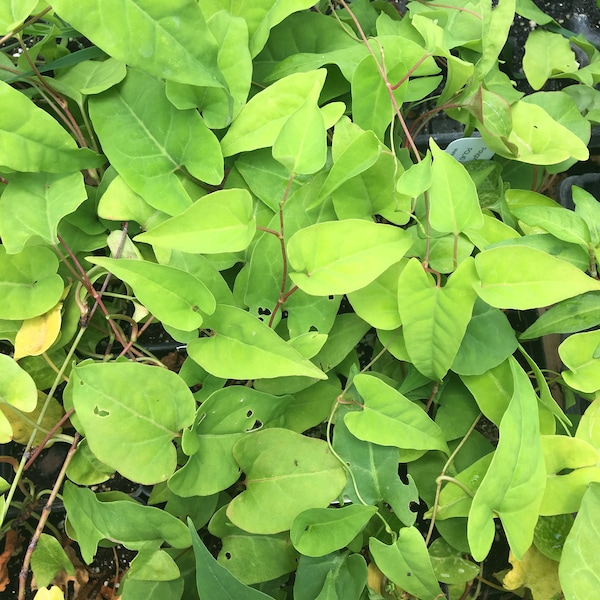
56;57;127;97
0;246;64;320
369;528;441;600
576;399;600;452
187;305;326;380
520;292;600;339
273;96;328;175
468;358;546;561
540;435;600;515
533;514;573;561
134;189;255;253
294;553;367;600
71;361;196;484
523;30;579;90
0;80;102;172
290;505;377;557
208;508;298;585
334;410;418;525
429;537;480;584
288;220;412;296
452;299;518;376
31;534;75;589
127;545;180;582
559;330;600;393
351;54;398;141
476;0;516;78
344;374;449;454
347;261;405;330
429;139;483;234
169;386;292;496
227;428;347;534
89;68;223;216
573;185;600;246
87;257;215;331
480;100;589;165
221;69;327;156
474;245;600;309
0;0;38;33
0;354;38;444
559;483;600;600
317;118;382;202
188;520;273;599
433;453;494;520
398;257;479;381
0;172;87;254
51;0;223;87
63;482;191;564
166;10;252;129
511;204;591;247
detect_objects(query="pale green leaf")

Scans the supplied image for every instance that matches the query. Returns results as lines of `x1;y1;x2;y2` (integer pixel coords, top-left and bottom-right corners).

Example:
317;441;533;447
56;58;127;96
288;220;412;296
63;482;191;564
227;429;347;534
370;529;441;600
345;374;449;454
480;100;589;165
429;139;483;234
0;246;64;320
468;358;546;561
511;205;591;247
398;258;479;381
89;68;223;216
0;0;38;33
540;435;600;515
0;354;38;443
169;386;292;497
86;257;216;331
576;399;600;453
291;505;376;557
221;70;327;156
0;80;102;172
51;0;224;86
71;361;196;484
135;189;255;253
523;30;579;90
0;172;86;254
347;261;406;330
273;97;327;175
559;330;600;393
31;534;75;589
559;483;600;600
187;305;326;380
474;245;600;309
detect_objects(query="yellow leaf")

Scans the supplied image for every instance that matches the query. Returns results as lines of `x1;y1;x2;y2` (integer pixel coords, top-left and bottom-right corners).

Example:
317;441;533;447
0;391;63;445
14;302;63;361
503;546;562;600
33;585;65;600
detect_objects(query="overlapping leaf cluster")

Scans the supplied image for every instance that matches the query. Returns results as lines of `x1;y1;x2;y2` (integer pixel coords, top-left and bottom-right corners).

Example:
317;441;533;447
1;1;600;599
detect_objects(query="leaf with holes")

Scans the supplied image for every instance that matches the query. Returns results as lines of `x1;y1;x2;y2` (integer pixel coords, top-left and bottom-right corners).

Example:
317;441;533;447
71;361;195;484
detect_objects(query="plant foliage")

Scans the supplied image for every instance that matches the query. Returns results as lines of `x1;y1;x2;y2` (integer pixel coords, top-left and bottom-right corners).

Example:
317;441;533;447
1;1;600;599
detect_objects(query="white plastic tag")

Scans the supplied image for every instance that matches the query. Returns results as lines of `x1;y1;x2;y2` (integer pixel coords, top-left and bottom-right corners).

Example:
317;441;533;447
444;136;494;162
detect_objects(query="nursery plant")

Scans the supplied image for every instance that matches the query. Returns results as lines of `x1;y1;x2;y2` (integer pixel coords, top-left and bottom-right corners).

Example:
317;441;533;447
2;0;600;599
